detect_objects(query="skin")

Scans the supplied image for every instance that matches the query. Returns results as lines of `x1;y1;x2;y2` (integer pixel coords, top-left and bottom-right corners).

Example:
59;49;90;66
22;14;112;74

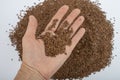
21;5;85;79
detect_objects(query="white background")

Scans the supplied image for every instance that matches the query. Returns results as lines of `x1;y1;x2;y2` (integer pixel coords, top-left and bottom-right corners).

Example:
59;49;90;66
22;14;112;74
0;0;120;80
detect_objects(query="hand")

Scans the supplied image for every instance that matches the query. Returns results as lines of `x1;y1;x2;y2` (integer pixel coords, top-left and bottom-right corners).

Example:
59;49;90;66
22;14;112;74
22;5;85;79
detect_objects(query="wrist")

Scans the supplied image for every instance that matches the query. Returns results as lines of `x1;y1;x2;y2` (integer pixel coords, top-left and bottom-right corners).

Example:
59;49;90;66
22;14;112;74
31;63;54;80
14;62;47;80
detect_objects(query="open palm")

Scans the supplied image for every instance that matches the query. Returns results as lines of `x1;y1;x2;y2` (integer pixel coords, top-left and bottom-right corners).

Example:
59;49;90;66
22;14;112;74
22;5;85;79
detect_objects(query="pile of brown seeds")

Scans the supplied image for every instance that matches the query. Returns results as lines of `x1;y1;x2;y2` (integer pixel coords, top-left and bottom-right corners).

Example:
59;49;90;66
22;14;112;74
9;0;114;79
39;20;73;56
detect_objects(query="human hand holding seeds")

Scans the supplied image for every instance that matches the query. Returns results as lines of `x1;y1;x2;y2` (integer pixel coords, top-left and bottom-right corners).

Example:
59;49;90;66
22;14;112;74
15;5;85;80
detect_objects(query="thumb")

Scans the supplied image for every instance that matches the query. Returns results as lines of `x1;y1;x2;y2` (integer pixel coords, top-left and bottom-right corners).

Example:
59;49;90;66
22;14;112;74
24;15;38;38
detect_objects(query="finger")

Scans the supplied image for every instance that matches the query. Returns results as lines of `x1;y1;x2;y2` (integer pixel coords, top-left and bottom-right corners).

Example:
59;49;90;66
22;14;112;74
58;9;80;30
69;28;85;50
70;16;84;37
45;5;69;32
24;15;38;38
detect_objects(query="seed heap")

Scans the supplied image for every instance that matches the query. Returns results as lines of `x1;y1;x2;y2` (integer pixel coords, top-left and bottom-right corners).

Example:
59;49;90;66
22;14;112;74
39;20;73;57
9;0;114;79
